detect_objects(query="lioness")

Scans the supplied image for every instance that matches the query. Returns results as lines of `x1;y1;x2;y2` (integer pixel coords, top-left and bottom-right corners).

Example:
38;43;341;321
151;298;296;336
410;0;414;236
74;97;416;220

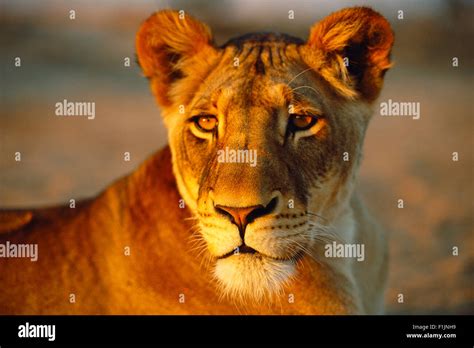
0;7;393;314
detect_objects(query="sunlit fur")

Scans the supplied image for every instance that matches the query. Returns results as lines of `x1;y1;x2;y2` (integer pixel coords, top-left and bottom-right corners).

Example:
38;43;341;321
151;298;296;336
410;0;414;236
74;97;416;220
0;7;393;314
214;254;296;304
136;7;393;308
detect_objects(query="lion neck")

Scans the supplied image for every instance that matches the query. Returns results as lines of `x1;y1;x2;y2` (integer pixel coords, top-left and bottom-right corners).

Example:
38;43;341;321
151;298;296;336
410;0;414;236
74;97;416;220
110;146;358;313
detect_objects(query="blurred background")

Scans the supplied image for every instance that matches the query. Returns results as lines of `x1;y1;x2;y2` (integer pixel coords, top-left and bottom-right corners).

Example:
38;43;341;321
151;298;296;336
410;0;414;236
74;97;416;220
1;0;473;314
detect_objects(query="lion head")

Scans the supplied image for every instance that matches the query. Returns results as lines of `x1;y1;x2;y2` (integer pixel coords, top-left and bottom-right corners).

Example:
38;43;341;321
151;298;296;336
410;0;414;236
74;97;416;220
136;7;393;303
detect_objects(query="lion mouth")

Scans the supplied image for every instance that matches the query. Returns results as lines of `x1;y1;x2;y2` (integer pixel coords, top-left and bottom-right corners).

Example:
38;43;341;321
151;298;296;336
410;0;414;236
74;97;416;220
218;244;257;259
236;244;257;254
217;244;303;262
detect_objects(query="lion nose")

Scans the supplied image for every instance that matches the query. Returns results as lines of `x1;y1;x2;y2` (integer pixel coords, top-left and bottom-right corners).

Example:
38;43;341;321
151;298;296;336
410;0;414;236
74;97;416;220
214;196;279;236
215;205;258;232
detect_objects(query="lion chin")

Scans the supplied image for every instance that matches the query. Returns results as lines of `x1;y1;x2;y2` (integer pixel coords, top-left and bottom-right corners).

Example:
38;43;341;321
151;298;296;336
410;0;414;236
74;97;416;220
213;253;296;303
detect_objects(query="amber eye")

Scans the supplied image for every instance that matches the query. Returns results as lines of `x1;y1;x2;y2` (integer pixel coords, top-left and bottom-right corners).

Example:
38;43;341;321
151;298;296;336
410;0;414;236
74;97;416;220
289;114;319;131
192;115;218;132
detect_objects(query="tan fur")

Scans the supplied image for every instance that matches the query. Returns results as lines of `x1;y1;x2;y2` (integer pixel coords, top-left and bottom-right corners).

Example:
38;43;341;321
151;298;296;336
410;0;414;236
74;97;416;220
0;7;393;314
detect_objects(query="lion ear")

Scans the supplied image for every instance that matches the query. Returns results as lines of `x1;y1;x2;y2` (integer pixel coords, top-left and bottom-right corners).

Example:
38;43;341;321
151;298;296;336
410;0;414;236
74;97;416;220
136;10;215;107
304;7;394;102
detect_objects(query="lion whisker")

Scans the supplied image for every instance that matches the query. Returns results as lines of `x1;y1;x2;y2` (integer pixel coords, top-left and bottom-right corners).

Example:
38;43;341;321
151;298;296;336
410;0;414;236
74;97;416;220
285;67;314;86
290;85;320;96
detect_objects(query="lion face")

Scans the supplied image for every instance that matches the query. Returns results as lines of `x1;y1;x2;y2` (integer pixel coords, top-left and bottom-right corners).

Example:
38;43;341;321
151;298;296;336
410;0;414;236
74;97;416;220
167;51;369;301
136;8;393;302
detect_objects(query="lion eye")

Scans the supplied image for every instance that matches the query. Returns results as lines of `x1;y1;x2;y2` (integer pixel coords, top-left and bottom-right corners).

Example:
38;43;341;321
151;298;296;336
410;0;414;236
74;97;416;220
192;115;218;132
289;114;319;131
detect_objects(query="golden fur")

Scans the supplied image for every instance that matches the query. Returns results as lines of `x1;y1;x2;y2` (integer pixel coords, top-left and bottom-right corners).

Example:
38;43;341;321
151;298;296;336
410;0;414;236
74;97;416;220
0;7;393;314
